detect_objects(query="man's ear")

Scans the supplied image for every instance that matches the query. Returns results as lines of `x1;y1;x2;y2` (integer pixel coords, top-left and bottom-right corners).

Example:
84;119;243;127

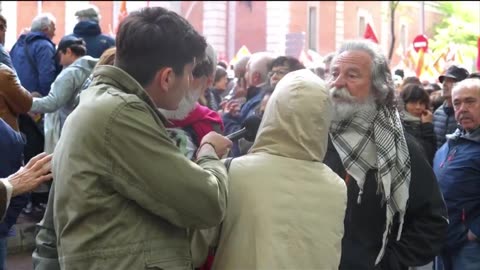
206;74;214;88
153;67;174;93
253;71;261;85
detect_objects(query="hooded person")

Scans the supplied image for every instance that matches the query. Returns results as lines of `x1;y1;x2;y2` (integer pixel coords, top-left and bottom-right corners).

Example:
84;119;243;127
158;43;224;160
191;69;347;270
64;4;115;58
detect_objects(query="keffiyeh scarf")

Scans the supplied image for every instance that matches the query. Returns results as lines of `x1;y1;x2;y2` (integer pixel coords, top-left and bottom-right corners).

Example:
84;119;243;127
330;105;411;265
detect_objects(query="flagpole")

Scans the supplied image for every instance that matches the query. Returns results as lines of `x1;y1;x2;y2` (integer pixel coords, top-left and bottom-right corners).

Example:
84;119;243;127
420;1;425;35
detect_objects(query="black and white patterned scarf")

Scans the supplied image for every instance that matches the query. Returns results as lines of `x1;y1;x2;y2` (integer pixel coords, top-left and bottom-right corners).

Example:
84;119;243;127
330;105;411;265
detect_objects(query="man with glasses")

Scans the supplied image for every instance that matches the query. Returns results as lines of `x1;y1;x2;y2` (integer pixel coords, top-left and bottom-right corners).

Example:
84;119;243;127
268;56;304;89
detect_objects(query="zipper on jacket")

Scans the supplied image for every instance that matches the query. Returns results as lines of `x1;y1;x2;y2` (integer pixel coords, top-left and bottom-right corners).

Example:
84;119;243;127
440;147;457;168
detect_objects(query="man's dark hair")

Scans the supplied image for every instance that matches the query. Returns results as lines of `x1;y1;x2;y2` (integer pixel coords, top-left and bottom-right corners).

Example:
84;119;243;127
59;40;87;57
192;57;214;79
214;66;227;84
269;56;305;72
0;15;6;26
467;72;480;80
402;76;421;86
115;7;207;86
217;61;228;70
400;83;430;107
394;69;404;79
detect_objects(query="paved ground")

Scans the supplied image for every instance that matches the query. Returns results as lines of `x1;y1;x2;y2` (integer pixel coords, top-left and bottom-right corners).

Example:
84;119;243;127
5;213;41;270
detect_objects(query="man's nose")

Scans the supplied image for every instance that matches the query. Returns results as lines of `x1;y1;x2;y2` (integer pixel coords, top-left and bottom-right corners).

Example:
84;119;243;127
331;74;346;88
458;102;469;112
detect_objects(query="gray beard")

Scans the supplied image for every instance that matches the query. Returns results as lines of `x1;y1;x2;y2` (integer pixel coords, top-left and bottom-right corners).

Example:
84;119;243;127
329;87;376;122
332;99;376;122
158;95;197;120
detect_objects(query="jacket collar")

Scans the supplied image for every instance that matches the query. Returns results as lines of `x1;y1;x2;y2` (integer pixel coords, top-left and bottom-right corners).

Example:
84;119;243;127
447;127;480;143
90;65;168;125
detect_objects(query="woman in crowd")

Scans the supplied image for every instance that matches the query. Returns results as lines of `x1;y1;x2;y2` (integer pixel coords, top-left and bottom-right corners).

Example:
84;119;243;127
400;83;436;164
29;36;97;154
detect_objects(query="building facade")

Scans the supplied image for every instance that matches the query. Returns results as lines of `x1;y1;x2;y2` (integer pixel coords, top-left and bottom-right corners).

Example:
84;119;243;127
2;1;444;67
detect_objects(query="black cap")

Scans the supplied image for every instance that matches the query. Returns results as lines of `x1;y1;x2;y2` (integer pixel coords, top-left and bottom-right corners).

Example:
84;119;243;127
438;65;469;83
56;36;85;54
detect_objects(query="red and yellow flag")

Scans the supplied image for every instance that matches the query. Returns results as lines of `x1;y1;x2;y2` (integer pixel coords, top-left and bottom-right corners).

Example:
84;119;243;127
415;48;425;77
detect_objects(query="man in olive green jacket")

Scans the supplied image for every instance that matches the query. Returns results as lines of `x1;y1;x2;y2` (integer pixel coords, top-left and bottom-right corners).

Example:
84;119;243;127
37;7;232;270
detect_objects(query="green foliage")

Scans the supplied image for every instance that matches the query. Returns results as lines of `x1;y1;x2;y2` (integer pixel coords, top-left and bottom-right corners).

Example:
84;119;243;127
430;1;479;58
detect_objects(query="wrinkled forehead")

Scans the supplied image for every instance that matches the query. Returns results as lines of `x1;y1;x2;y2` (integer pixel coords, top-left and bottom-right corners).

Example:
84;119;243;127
453;85;480;99
331;50;372;71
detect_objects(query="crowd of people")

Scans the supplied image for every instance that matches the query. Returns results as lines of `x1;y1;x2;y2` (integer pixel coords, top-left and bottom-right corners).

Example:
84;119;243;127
0;4;479;270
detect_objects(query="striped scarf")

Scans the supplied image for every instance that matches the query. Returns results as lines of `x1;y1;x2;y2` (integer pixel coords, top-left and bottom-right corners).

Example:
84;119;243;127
330;105;411;265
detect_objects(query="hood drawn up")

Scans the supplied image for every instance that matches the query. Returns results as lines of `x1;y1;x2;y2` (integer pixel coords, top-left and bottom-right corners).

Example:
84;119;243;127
251;69;332;161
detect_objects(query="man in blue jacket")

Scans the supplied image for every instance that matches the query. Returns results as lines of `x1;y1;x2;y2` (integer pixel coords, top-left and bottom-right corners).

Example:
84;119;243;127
10;13;59;97
222;52;274;157
0;119;29;268
434;78;480;270
64;4;115;58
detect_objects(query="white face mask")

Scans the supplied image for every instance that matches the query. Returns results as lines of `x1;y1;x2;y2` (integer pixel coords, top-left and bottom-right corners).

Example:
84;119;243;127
158;86;203;120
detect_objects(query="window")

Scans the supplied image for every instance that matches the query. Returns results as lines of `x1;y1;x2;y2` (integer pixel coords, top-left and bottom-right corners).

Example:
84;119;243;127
400;24;407;54
358;16;366;37
308;7;317;51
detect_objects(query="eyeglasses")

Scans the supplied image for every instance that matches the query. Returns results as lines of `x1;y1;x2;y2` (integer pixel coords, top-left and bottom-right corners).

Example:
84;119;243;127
268;70;289;77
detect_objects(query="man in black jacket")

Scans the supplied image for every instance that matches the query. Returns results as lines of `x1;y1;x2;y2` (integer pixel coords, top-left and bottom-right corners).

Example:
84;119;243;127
324;39;448;270
433;65;469;148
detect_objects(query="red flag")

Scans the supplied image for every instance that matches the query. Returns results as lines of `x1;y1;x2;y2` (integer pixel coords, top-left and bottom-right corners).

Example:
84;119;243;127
115;1;128;35
363;23;378;44
477;36;480;71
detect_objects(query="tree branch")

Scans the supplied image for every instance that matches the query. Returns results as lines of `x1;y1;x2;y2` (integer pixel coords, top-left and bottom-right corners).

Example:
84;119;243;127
388;1;399;62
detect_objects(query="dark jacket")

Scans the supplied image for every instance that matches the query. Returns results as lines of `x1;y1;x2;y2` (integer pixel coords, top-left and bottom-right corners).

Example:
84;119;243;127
433;102;458;148
433;128;480;253
223;85;267;157
324;133;448;270
10;31;59;96
401;113;436;165
204;88;223;112
65;21;115;58
0;119;29;238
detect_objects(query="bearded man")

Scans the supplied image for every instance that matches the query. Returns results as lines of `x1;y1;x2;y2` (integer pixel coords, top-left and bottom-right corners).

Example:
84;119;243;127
158;43;224;160
323;39;448;270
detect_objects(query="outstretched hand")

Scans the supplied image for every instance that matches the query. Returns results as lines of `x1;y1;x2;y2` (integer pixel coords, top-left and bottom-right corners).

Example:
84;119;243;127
8;153;53;197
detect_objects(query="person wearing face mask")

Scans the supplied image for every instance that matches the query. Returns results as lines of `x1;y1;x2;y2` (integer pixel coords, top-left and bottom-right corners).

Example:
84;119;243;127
158;43;224;160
